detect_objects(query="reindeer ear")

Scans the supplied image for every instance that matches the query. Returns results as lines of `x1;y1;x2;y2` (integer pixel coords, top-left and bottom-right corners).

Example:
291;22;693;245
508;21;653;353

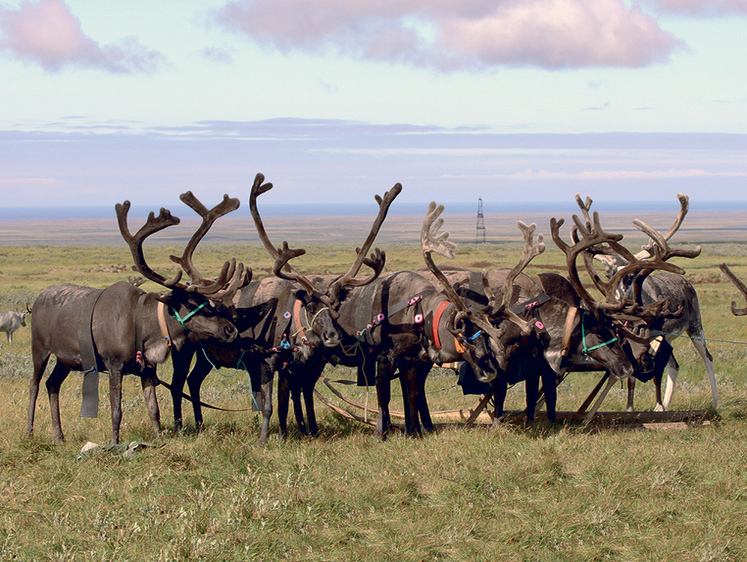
292;287;309;302
155;293;173;306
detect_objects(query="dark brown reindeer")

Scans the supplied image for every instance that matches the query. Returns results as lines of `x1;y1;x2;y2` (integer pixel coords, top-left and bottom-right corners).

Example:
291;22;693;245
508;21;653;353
26;194;248;444
577;194;716;411
417;214;639;426
324;202;515;438
170;173;394;443
252;175;394;442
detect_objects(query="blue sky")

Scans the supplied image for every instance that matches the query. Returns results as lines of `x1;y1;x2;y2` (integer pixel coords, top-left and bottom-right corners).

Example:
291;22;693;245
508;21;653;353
0;0;745;209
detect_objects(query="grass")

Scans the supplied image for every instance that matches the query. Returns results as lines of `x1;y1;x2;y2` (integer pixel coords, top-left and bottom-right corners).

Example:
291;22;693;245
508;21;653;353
1;227;747;560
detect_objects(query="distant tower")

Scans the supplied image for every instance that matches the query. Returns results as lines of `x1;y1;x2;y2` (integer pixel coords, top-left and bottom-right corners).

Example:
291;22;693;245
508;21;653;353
475;197;486;244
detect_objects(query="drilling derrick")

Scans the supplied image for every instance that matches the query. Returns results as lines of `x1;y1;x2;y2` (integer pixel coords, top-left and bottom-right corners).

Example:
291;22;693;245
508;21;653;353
476;197;486;244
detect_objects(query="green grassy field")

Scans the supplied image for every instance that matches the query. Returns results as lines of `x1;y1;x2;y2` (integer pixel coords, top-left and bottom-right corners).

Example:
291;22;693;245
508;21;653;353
1;218;747;561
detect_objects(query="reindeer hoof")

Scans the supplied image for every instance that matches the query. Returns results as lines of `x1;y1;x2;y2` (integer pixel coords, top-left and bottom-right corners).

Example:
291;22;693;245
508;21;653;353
654;404;665;412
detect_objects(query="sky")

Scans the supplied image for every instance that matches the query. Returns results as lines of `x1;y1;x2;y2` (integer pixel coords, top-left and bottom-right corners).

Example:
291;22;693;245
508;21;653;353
0;0;746;211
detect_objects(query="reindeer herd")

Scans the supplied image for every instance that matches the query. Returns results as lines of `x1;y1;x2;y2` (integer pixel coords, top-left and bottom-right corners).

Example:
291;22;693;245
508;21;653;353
19;173;747;445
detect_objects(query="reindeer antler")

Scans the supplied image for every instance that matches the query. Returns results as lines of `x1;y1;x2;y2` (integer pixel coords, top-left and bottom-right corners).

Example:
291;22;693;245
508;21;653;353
481;221;545;334
421;202;511;347
249;173;323;299
169;192;252;302
327;183;401;292
116;196;251;303
719;263;747;316
422;202;466;311
116;201;184;288
251;173;399;313
635;193;691;259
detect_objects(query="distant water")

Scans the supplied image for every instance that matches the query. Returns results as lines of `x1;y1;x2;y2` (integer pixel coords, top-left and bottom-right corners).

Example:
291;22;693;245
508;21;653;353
1;200;747;221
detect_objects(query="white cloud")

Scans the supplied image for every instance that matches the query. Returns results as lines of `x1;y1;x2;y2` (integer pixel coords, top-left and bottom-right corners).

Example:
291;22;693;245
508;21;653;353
214;0;684;70
0;0;166;73
635;0;747;16
0;177;58;185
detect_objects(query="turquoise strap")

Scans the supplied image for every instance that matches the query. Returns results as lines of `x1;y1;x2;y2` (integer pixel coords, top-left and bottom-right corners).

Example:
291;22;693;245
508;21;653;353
581;311;618;354
171;301;208;329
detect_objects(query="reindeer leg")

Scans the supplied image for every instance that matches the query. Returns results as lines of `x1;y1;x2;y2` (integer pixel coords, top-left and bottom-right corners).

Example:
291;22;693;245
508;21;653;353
416;362;433;433
661;354;680;410
186;353;213;432
653;374;665;412
302;364;324;437
26;351;51;438
626;377;636;412
109;368;124;445
45;360;70;442
169;346;193;431
375;361;394;440
491;376;508;429
257;361;274;445
540;360;557;423
398;364;421;436
692;337;721;409
140;368;162;438
525;368;539;425
277;369;293;440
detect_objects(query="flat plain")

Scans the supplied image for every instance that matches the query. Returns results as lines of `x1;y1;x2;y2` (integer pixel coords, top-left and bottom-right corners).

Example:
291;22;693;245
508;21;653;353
1;207;747;561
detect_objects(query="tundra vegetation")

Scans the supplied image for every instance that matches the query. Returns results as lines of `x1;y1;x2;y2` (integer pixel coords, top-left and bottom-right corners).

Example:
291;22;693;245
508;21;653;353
1;229;747;560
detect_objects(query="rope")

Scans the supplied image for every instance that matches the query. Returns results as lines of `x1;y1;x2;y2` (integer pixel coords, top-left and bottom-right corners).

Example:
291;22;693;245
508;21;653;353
656;331;747;346
197;341;260;410
290;306;330;339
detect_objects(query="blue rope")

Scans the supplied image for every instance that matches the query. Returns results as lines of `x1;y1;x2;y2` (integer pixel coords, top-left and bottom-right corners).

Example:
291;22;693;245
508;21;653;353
198;341;260;410
656;331;747;346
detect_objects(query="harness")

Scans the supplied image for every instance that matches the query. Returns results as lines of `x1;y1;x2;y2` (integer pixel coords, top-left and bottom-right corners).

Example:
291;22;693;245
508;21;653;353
79;288;105;418
510;293;552;332
559;306;620;358
580;310;619;355
290;298;330;346
355;290;435;346
431;300;474;354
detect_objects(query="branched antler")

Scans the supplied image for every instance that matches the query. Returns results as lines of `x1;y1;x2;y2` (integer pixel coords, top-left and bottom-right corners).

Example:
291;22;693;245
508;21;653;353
719;263;747;316
421;202;464;311
421;202;512;348
327;183;401;292
250;173;400;313
116;201;184;288
116;195;251;304
482;221;545;334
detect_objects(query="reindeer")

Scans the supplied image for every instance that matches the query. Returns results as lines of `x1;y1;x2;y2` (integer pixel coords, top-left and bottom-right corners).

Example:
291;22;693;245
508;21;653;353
578;194;717;411
319;202;540;438
170;173;394;443
0;307;30;344
27;193;249;444
417;212;641;426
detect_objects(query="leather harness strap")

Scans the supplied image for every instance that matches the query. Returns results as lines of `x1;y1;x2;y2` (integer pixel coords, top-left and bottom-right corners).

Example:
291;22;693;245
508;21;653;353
157;301;172;347
432;300;451;350
561;306;579;357
293;298;308;344
134;292;149;370
79;288;105;418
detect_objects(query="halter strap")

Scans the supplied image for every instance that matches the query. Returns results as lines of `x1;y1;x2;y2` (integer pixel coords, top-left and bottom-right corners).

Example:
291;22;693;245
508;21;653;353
171;301;208;327
581;310;619;354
